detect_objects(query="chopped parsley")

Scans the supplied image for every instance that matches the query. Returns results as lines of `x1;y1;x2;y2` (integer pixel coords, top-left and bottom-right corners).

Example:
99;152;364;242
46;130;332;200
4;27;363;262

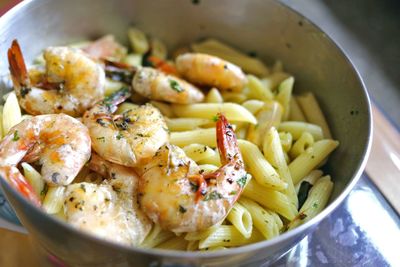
169;79;184;93
12;131;19;141
203;191;223;201
236;174;247;188
96;137;105;142
40;184;48;197
212;115;218;122
116;133;123;140
229;191;237;196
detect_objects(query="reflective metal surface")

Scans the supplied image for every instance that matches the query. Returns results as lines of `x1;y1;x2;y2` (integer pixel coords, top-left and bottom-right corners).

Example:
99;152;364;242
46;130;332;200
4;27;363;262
0;0;372;266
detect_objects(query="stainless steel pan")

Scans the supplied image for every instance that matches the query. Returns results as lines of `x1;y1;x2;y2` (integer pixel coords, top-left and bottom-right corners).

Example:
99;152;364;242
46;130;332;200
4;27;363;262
0;0;371;266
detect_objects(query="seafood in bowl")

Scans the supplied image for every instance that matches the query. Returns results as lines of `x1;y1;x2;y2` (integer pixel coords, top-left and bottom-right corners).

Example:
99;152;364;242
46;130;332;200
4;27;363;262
0;28;339;251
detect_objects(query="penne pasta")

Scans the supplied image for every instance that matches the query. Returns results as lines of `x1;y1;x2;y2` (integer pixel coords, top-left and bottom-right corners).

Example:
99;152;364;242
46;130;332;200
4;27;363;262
245;75;273;101
128;27;149;54
221;92;247;103
149;38;167;60
289;175;333;229
205;88;224;103
263;128;298;208
261;72;291;91
242;179;298;220
238;140;287;190
197;150;221;166
278;131;293;153
289;132;314;159
289;97;306;122
104;78;124;96
191;38;270;76
185;224;220;241
239;197;280;239
270;211;283;231
183;144;216;162
122;53;143;67
156;236;188;250
2;92;22;136
42;186;65;214
141;225;175;248
198;164;219;174
172;103;257;124
116;102;139;114
21;162;45;198
278;121;323;141
170;128;217;147
0;106;3;139
166;118;213;131
227;202;253;238
295;170;323;192
241;99;265;115
296;93;332;139
275;77;294;121
198;225;264;249
289;139;339;184
150;101;175;118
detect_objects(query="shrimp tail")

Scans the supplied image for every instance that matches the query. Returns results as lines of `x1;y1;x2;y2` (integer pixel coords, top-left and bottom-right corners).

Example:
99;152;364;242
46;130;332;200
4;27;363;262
104;59;137;84
102;87;131;112
7;39;31;93
216;113;241;164
0;166;41;207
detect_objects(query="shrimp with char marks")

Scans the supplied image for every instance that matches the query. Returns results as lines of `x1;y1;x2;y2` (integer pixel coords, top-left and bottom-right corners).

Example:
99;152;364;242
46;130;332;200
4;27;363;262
83;88;169;167
176;53;248;92
105;60;204;104
7;40;105;117
138;114;248;233
0;114;91;204
63;153;151;246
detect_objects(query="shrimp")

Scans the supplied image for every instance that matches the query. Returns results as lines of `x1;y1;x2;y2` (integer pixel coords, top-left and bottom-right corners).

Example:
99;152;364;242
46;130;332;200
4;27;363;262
63;153;151;246
138;114;248;233
105;60;204;104
7;40;105;117
83;88;169;167
0;114;91;186
175;53;248;92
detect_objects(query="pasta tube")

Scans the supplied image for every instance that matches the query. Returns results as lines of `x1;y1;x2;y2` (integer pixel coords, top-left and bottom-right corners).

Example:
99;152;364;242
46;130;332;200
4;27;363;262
205;88;224;103
227;202;253;238
172;103;257;124
289;97;306;122
2;92;22;135
166;118;212;132
246;75;273;101
42;186;65;214
289;132;314;159
156;236;188;250
141;225;174;248
238;139;287;190
183;144;216;162
128;27;149;54
278;121;323;141
21;162;45;197
275;77;294;121
289;140;339;184
170;128;216;147
278;131;293;152
241;99;265;115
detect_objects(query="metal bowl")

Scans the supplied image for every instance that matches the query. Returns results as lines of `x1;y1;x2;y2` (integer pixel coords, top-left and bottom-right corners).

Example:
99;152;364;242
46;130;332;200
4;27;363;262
0;0;371;266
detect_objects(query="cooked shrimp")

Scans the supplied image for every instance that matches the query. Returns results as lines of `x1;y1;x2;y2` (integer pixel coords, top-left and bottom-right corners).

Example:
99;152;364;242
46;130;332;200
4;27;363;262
138;114;248;233
8;40;105;116
105;60;204;104
176;53;248;92
83;88;169;167
0;114;91;187
63;153;151;246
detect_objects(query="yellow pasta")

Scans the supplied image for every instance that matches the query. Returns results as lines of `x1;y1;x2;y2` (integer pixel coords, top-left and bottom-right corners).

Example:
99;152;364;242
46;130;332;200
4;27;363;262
263;128;298;208
172;103;257;124
170;128;216;147
278;121;323;141
198;225;264;249
191;38;270;76
21;162;45;197
122;53;143;67
42;186;65;214
149;101;175;118
104;78;124;96
127;27;149;54
226;202;253;238
185;224;221;241
289;175;333;229
183;144;216;162
166;118;213;132
2;92;22;135
289;132;314;159
0;106;3;139
141;225;175;248
261;72;291;91
289;97;306;122
295;170;323;193
296;93;332;139
238;139;286;190
116;102;139;114
221;92;247;103
242;179;297;220
246;75;273;101
205;88;224;103
278;131;293;152
289;139;339;184
198;164;219;173
149;38;167;59
197;151;221;166
275;77;294;121
241;99;265;115
156;236;188;250
239;197;280;239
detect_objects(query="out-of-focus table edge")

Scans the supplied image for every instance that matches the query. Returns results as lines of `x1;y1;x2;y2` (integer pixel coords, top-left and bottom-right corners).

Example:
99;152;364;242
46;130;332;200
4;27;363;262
365;103;400;214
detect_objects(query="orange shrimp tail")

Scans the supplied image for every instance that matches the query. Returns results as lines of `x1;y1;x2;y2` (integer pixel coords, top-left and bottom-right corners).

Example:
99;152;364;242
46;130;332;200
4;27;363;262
7;39;30;89
0;166;41;207
216;113;240;165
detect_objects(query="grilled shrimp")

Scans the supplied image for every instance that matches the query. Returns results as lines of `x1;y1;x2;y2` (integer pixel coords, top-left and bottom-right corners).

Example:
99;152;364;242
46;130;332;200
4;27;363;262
176;53;248;92
105;61;204;104
63;153;151;246
8;40;105;116
0;114;91;203
83;88;169;167
138;114;248;233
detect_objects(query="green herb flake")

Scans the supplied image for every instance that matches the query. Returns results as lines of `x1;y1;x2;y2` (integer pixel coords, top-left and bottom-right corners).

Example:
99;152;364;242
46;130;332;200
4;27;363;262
203;191;223;201
12;131;20;141
236;175;247;188
96;137;105;142
40;184;48;197
212;115;218;122
116;133;123;140
169;79;184;93
179;205;187;213
229;191;237;196
312;203;319;209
